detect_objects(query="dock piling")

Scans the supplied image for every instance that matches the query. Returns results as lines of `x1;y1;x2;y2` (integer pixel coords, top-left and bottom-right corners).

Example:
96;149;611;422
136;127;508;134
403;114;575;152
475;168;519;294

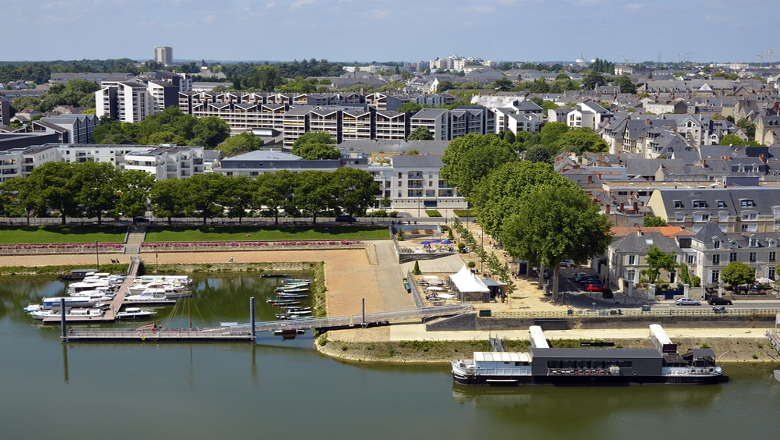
250;297;256;340
60;298;66;340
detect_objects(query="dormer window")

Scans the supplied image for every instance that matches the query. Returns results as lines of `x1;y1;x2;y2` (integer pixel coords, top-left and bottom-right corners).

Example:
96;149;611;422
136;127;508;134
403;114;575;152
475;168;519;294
749;238;759;247
674;200;683;208
714;240;720;249
717;200;726;208
693;200;706;208
741;199;755;207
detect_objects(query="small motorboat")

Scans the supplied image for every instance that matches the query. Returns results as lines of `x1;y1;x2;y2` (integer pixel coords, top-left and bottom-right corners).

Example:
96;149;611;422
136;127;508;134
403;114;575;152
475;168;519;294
273;329;305;335
287;310;312;316
275;287;309;293
116;308;156;320
261;274;289;278
276;293;308;299
267;300;300;306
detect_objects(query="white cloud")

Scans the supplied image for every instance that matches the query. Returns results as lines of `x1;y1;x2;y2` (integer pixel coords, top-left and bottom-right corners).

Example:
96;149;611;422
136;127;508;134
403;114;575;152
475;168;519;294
290;0;316;10
368;9;389;19
202;15;215;23
623;3;642;11
267;2;276;8
459;5;495;14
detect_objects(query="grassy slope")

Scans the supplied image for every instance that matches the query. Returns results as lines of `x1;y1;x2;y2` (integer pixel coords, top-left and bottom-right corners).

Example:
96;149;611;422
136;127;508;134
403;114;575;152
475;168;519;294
145;225;390;242
0;225;126;244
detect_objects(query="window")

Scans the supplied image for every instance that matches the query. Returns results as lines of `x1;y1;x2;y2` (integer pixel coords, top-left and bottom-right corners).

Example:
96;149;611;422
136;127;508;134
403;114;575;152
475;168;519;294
625;269;636;283
742;224;757;232
687;255;696;264
719;213;729;221
694;213;709;222
749;252;757;263
742;213;757;221
627;255;637;265
674;200;683;208
712;254;720;265
750;238;759;247
771;252;777;263
730;252;737;262
677;213;685;221
693;200;706;208
770;267;776;280
741;199;755;207
717;200;726;208
714;240;720;249
711;269;720;283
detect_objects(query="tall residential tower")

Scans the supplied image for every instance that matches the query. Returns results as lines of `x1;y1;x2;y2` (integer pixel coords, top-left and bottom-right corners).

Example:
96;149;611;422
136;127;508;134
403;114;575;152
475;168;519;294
154;46;173;65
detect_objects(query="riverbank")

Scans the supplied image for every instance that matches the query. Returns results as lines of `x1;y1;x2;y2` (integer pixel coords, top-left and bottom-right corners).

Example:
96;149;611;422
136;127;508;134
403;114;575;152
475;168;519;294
316;325;780;364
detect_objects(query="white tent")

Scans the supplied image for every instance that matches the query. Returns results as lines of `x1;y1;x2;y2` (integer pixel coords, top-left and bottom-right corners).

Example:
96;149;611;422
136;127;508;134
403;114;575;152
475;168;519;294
449;264;490;294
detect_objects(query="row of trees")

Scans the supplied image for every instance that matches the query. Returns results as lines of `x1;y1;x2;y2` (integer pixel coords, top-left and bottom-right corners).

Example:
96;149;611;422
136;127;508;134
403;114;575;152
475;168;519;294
0;59;139;84
12;79;100;114
0;162;379;226
440;133;613;298
92;107;230;148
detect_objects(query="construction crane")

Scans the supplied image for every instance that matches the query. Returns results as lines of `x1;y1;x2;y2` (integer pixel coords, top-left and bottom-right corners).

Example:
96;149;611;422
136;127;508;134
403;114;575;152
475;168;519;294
685;52;696;63
767;49;778;68
622;54;635;64
657;53;665;64
758;53;767;69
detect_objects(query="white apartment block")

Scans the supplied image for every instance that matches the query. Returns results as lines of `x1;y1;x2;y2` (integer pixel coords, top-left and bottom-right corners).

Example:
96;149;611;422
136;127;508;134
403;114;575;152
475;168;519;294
367;155;466;210
154;46;173;65
0;144;205;182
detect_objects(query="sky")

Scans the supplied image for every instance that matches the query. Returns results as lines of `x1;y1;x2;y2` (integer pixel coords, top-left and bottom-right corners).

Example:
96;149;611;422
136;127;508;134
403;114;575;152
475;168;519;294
3;0;775;64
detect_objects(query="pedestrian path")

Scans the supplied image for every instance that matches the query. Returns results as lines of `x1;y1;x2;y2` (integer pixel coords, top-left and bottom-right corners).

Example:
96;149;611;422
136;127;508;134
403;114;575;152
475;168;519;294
124;225;146;254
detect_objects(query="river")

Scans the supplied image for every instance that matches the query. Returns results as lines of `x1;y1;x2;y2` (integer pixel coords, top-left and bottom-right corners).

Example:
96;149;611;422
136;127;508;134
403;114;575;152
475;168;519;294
1;277;779;439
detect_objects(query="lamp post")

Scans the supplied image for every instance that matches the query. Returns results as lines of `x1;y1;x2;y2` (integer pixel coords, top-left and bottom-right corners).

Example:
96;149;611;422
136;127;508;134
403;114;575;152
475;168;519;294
95;240;99;271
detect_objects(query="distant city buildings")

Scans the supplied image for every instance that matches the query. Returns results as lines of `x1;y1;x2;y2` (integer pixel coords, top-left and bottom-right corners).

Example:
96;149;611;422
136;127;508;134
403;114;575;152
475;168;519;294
154;46;173;66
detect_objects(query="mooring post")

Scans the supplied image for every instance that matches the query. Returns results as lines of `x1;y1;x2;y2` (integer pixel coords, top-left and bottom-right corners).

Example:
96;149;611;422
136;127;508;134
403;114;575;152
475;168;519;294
250;297;256;340
60;298;67;341
362;297;365;327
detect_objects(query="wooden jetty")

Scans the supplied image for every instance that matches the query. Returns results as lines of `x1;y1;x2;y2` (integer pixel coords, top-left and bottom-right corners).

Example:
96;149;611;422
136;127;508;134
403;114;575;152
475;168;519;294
65;327;254;341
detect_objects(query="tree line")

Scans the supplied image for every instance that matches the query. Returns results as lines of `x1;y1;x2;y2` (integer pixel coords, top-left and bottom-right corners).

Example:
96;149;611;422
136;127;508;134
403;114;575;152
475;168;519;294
0;162;379;226
440;133;612;298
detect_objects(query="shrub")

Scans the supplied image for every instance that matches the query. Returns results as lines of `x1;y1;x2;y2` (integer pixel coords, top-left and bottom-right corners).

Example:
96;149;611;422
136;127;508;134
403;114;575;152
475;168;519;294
467;261;476;269
458;243;466;253
370;209;387;217
752;354;759;359
413;260;421;275
388;211;399;218
690;276;701;287
396;230;404;241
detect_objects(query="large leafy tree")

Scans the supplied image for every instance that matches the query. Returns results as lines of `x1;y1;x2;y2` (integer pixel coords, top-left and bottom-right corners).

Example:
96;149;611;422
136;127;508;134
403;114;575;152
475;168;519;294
525;145;551;163
582;71;607;90
291;131;340;159
555;128;609;154
643;215;667;227
218;132;264;156
72;161;119;225
246;64;281;92
27;162;79;224
502;184;612;299
441;133;518;198
222;175;257;224
397;102;422;114
720;261;755;287
330;167;379;216
115;170;155;222
0;177;41;224
293;170;332;224
150;178;186;224
407;126;434;140
615;76;636;94
254;170;297;225
642;245;679;284
183;173;228;224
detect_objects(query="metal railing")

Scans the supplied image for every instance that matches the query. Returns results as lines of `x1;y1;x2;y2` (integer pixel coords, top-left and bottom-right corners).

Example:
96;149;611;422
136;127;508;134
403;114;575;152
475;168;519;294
407;269;425;309
766;329;780;355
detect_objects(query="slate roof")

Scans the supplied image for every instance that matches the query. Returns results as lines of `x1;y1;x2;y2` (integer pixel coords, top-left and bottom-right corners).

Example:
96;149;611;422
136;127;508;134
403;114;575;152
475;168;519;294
611;231;681;254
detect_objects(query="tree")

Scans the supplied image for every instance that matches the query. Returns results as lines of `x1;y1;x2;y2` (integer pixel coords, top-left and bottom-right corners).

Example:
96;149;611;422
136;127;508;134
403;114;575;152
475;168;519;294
615;76;636;94
492;78;514;91
183;173;228;224
292;143;341;160
436;79;454;93
718;133;762;147
525;145;551;163
735;117;756;141
0;177;40;223
191;116;230;148
150;178;186;224
501;184;612;299
115;170;155;222
254;170;297;225
222;175;256;224
555;128;608;154
441;133;518;198
406;149;420;155
582;71;607;90
643;215;667;227
471;161;577;238
642;245;678;284
397;102;422;114
720;261;755;287
246;65;281;92
218;132;264;156
27;162;79;224
407;126;434;141
292;131;335;149
293;170;332;224
330;167;379;216
72;161;119;225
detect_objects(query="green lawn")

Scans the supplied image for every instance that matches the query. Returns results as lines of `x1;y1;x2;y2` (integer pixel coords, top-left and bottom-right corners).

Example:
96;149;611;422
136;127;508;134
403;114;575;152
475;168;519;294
0;225;127;244
453;209;475;218
425;210;442;217
145;225;391;242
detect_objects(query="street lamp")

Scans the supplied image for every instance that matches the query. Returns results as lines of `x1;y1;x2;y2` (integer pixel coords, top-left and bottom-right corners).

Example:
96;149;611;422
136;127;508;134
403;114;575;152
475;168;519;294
95;240;99;271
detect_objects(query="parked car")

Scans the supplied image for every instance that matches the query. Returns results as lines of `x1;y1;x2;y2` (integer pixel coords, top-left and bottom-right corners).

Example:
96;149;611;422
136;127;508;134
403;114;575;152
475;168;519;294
707;297;733;305
573;272;589;282
335;215;357;223
585;283;606;292
579;276;601;285
676;298;701;306
559;260;576;268
712;306;728;313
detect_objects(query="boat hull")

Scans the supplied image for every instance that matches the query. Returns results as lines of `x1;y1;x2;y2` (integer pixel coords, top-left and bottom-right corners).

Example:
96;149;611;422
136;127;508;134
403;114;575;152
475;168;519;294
452;373;728;386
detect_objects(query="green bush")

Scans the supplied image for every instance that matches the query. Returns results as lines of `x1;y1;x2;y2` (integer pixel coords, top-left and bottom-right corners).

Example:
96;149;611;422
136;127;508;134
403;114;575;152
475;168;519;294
388;211;399;218
369;209;387;217
458;243;466;253
396;230;404;241
467;261;476;269
413;260;421;275
690;276;701;287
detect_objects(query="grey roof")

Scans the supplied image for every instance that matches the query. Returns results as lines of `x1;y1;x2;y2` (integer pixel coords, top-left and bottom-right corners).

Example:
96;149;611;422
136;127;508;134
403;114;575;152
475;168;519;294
626;159;684;178
411;108;448;119
340;139;449;155
655;187;780;218
392;154;444;168
224;150;301;161
529;347;662;360
611;231;680;254
692;222;728;243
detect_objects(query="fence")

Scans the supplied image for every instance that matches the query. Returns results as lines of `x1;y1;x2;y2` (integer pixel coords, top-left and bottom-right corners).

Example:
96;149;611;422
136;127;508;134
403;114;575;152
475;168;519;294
406;269;425;309
0;216;417;227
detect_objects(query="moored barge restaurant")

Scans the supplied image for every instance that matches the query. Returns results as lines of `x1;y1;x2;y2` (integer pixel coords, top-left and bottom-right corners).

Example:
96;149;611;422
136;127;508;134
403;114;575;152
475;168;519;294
452;325;728;386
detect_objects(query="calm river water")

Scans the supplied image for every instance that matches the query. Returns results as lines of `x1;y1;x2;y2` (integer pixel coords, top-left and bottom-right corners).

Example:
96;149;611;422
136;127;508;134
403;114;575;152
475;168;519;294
2;277;780;440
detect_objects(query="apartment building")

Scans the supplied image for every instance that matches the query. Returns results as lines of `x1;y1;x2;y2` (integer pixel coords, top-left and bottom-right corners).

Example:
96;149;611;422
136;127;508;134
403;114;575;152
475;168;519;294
368;154;465;211
342;109;373;141
154;46;173;66
31;114;99;144
410;109;449;140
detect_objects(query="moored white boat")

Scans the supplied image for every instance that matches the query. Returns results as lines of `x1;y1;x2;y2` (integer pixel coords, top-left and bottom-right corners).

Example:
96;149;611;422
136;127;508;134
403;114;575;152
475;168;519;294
116;308;156;320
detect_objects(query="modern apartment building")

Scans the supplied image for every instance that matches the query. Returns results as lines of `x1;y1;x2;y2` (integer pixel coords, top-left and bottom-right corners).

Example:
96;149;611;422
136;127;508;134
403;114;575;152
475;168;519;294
154;46;173;66
96;72;192;123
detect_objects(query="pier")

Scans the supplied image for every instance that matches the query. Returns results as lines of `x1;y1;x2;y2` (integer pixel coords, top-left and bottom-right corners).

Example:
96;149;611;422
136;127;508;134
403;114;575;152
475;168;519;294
63;304;473;342
44;257;143;324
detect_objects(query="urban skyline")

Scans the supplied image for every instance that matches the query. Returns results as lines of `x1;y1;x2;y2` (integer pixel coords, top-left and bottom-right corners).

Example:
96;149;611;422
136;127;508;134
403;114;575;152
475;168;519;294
3;0;775;64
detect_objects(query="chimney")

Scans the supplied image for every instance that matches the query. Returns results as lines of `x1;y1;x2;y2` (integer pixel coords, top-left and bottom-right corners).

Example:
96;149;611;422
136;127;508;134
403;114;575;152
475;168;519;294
633;201;638;211
760;154;766;163
645;119;651;126
727;156;732;160
587;175;593;183
605;204;611;215
619;202;625;212
702;159;706;167
721;155;725;159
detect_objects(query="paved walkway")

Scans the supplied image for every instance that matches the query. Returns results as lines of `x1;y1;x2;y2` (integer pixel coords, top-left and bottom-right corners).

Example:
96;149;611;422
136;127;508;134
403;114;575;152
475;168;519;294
124;225;146;254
